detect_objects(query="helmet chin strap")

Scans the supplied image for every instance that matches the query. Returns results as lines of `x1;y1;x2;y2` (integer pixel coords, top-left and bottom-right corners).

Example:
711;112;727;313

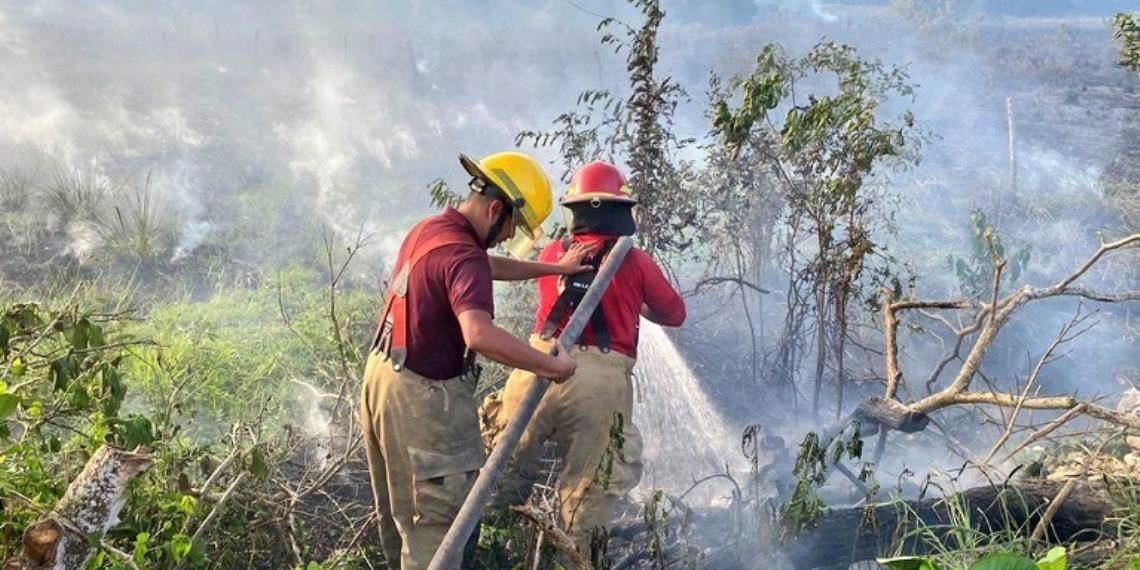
483;200;514;249
470;176;521;249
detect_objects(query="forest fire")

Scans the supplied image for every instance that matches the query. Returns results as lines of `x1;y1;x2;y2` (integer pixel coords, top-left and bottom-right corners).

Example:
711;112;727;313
1;1;1138;569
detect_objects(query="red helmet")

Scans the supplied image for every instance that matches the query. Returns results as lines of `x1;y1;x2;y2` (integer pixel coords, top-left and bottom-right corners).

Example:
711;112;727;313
561;161;638;205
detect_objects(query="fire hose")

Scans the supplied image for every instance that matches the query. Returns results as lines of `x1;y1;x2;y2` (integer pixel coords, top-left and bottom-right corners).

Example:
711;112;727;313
428;236;634;569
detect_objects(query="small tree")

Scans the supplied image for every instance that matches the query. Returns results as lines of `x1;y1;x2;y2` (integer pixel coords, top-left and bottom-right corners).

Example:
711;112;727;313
711;42;920;416
516;0;694;259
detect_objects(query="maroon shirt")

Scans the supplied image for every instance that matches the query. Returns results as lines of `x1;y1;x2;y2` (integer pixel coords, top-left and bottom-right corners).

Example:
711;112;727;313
392;208;493;380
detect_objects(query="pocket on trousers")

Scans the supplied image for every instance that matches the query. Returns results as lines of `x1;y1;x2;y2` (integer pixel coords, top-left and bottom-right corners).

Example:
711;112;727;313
408;446;485;526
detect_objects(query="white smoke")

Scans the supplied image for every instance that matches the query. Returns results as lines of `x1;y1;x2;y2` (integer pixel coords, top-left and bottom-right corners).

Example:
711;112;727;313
172;220;212;263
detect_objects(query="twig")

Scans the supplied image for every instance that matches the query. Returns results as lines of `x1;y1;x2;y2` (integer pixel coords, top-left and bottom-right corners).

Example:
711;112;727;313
322;223;372;422
677;471;742;503
511;504;591;570
921;310;985;394
980;306;1094;467
685;275;771;297
187;472;247;551
1031;478;1078;541
197;448;241;497
1030;431;1119;541
1052;234;1140;293
998;403;1089;468
927;418;972;461
321;513;378;568
833;461;871;496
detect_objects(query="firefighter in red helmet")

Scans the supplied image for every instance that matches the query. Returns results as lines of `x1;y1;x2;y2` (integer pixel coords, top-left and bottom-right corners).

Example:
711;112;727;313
481;161;686;557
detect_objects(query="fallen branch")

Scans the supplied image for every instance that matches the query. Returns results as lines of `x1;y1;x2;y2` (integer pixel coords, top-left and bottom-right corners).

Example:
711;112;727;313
1031;477;1080;541
783;481;1115;569
981;306;1096;467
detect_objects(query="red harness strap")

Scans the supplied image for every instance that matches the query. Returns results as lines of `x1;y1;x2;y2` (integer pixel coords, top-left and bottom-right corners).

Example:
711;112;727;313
371;220;475;372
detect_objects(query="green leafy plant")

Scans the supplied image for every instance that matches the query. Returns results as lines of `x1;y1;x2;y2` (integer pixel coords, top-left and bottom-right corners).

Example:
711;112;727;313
1114;13;1140;72
779;425;870;535
427;178;463;209
878;546;1067;570
948;210;1031;300
711;39;920;415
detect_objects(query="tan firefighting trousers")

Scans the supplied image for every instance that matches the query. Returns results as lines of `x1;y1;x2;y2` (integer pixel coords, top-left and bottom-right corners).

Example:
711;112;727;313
360;352;485;569
481;336;643;554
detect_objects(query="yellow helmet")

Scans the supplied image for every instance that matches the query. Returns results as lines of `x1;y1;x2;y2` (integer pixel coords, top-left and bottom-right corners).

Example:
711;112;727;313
459;151;553;258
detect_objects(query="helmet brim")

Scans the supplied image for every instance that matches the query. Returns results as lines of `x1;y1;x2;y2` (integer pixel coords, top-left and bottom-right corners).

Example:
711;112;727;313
459;153;490;182
561;192;639;205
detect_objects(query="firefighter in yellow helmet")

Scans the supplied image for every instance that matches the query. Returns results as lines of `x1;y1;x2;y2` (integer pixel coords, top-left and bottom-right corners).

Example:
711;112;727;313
360;151;597;569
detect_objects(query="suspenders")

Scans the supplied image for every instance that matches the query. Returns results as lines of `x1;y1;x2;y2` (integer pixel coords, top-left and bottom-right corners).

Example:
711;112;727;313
539;238;616;352
371;221;474;372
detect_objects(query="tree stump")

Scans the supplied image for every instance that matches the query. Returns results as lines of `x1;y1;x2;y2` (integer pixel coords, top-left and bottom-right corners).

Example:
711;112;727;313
7;445;153;569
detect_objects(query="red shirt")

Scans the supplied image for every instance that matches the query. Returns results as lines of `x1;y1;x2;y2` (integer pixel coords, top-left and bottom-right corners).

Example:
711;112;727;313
533;234;685;359
391;208;494;380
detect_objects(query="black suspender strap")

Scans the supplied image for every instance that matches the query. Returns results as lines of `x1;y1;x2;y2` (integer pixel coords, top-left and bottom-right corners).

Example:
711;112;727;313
539;238;616;352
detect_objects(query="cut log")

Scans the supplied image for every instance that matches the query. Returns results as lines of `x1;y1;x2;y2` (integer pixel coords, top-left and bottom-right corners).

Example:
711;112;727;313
852;396;931;434
782;481;1115;570
7;445;153;570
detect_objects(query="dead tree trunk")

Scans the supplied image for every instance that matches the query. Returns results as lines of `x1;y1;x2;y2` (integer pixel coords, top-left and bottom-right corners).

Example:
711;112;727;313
782;481;1115;570
7;445;153;569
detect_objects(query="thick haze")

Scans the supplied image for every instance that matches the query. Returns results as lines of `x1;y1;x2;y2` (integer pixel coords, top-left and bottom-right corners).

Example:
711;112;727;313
1;1;1137;471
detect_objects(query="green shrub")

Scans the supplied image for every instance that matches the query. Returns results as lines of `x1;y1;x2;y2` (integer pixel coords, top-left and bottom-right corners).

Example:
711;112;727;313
123;266;377;439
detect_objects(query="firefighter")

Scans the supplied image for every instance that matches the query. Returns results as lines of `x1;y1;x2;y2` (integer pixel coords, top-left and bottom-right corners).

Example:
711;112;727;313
482;161;686;557
360;151;597;569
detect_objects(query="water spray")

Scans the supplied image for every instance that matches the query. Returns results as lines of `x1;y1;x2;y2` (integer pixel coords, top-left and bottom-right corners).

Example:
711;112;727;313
429;236;634;570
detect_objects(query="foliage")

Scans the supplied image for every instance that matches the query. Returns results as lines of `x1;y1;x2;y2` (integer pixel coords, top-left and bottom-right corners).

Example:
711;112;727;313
643;490;668;566
595;411;626;491
40;167;181;268
779;425;870;535
0;259;381;567
0;168;32;212
0;4;1135;569
122;266;376;436
517;0;695;257
427;177;463;209
605;0;691;256
949;210;1031;299
0;301;181;565
521;1;922;416
1103;480;1140;567
1114;13;1140;72
711;39;919;413
879;546;1067;570
878;471;1108;570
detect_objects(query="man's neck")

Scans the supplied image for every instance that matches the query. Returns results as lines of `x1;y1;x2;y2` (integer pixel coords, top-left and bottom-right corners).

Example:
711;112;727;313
455;201;489;246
